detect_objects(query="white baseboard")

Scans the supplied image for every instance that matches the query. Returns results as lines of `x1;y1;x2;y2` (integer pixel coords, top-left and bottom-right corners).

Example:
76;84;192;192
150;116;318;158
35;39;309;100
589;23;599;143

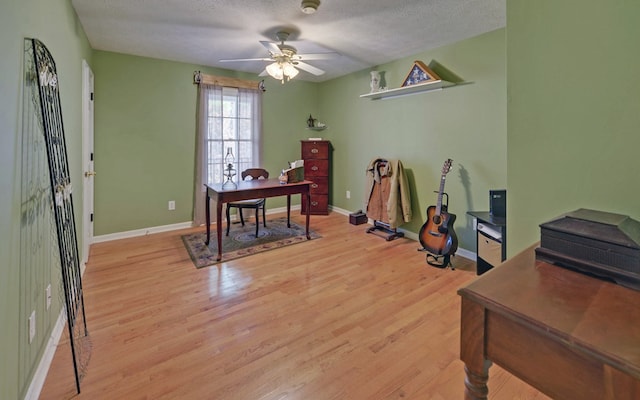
26;261;91;399
92;206;477;259
329;205;475;261
24;308;67;400
264;204;301;215
452;247;476;261
92;206;305;244
93;221;193;243
328;205;350;217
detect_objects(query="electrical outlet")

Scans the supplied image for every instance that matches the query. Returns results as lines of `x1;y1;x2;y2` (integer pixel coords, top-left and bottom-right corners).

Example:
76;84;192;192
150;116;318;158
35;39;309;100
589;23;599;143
46;284;52;310
29;311;36;343
168;200;175;210
346;190;351;199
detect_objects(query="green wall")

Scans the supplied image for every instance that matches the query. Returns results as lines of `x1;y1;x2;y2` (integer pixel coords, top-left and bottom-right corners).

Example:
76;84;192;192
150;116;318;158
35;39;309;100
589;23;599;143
506;1;640;255
92;51;319;235
318;29;507;252
0;0;92;398
93;29;506;254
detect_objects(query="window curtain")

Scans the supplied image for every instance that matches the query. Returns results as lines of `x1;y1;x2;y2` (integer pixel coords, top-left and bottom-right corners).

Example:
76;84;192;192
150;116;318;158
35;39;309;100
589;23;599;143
193;84;263;226
236;87;263;173
193;84;218;226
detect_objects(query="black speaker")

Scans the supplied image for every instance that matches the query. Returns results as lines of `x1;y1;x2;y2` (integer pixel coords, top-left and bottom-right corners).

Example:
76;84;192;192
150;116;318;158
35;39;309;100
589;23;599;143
490;190;506;218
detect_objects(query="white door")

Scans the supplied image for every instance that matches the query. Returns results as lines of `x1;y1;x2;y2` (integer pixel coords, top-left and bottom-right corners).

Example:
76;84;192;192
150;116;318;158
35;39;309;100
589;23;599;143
82;60;95;267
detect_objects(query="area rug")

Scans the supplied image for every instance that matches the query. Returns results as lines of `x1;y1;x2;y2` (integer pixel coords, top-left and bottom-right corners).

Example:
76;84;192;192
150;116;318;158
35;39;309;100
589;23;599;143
182;217;321;268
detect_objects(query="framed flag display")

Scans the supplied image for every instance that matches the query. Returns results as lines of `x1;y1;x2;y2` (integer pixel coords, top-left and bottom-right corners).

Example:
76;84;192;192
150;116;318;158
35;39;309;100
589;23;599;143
401;60;441;87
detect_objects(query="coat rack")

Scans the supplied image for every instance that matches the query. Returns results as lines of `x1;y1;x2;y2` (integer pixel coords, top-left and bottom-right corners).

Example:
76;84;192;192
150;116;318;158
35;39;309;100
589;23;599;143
365;158;410;241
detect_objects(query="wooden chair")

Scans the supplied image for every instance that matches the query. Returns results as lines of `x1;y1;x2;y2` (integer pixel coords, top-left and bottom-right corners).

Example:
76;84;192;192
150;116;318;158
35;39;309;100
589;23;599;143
226;168;269;237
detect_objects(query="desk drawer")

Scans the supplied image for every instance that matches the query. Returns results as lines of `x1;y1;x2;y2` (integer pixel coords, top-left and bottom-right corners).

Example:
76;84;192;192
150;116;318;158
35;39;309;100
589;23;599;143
304;159;328;177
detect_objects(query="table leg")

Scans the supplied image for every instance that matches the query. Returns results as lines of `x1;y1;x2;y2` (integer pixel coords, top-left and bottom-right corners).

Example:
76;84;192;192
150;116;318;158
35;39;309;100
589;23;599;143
463;364;489;400
286;195;292;227
216;199;223;261
460;297;490;400
205;190;211;245
305;189;311;240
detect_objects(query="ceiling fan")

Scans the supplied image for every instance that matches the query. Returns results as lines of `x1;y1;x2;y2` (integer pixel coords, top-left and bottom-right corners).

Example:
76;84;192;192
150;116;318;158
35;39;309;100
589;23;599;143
220;31;338;83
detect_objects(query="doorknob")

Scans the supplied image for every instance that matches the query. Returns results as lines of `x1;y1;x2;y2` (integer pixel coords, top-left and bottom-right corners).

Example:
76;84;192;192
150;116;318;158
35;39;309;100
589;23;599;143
84;171;96;177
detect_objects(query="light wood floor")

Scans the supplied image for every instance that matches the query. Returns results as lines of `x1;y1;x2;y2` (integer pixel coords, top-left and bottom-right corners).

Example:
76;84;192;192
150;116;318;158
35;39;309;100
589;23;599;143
40;212;548;399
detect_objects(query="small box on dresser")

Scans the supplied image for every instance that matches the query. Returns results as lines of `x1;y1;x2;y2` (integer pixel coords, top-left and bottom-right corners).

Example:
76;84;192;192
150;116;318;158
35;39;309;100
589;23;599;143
301;140;331;215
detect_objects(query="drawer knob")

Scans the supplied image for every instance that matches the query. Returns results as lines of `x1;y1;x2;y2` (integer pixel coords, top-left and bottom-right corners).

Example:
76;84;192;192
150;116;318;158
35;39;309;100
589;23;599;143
311;148;319;154
311;201;318;206
311;183;318;188
311;166;318;171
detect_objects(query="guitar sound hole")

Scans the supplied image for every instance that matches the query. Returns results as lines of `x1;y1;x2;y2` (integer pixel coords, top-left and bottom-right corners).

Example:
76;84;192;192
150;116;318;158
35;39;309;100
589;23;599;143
433;215;441;224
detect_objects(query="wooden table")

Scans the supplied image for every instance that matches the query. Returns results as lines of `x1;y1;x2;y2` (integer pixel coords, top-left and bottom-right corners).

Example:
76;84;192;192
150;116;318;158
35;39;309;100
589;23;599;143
458;245;640;400
205;179;312;261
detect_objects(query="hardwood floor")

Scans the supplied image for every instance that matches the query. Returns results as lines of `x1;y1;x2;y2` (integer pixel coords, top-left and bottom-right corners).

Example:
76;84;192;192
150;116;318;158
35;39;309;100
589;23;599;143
39;212;548;399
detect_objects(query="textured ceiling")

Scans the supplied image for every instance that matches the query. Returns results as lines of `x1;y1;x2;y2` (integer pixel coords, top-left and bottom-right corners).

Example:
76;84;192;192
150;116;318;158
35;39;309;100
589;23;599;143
72;0;505;82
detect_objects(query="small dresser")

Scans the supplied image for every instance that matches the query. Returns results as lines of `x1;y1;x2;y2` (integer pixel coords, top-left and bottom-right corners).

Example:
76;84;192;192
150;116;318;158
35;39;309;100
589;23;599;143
301;140;331;215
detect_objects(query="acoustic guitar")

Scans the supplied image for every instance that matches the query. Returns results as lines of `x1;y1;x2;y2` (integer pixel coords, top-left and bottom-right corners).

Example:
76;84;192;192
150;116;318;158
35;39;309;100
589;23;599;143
419;159;458;256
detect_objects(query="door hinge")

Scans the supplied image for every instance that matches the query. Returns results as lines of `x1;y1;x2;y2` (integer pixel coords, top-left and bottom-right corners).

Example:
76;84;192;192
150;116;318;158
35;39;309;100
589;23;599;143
90;152;94;161
90;92;94;101
90;213;93;222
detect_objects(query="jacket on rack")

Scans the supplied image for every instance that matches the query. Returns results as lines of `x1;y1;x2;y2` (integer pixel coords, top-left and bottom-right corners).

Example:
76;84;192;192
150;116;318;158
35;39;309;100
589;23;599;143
364;158;412;229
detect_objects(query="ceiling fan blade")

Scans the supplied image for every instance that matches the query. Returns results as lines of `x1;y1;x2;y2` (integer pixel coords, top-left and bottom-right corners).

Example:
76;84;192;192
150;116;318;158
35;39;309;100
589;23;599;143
295;61;325;76
296;52;339;61
260;41;283;56
258;69;269;77
219;58;272;62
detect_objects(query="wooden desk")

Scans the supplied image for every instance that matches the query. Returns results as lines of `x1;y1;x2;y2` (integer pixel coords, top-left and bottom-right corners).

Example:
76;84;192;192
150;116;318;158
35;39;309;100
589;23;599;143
205;180;312;261
458;245;640;400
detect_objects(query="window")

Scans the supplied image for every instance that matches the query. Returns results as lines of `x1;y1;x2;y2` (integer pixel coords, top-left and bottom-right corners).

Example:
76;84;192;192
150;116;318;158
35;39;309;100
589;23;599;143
193;80;263;225
205;86;262;184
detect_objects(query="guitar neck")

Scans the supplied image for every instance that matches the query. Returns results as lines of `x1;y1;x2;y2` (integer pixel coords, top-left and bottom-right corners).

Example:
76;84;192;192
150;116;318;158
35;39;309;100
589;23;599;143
435;174;447;215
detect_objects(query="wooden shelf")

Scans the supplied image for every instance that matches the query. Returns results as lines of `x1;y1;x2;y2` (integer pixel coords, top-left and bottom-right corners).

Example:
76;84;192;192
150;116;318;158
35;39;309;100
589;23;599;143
359;79;455;100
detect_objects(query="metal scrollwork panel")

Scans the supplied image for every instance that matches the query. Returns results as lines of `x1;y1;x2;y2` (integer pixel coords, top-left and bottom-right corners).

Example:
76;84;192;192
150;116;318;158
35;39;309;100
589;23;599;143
24;38;90;395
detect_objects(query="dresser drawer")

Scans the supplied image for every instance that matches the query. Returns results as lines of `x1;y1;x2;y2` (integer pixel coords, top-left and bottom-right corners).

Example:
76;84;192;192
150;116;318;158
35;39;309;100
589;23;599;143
304;159;328;177
300;140;330;216
302;195;328;215
301;141;329;159
308;177;328;194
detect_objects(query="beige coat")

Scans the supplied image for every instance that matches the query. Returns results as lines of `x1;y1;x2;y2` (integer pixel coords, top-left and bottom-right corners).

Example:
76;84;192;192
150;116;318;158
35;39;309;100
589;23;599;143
365;158;412;229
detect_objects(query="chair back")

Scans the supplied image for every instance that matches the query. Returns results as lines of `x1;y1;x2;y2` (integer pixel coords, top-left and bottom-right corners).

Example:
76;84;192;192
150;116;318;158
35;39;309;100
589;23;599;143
242;168;269;181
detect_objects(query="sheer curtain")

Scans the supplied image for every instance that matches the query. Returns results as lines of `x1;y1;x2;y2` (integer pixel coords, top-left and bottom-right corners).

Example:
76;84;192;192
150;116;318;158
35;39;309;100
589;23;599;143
193;84;263;226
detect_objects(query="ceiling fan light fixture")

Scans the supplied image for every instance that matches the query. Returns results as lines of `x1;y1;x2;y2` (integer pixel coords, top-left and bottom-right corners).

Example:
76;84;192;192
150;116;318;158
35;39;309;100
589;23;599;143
282;62;299;78
301;0;320;14
266;62;284;80
266;61;299;83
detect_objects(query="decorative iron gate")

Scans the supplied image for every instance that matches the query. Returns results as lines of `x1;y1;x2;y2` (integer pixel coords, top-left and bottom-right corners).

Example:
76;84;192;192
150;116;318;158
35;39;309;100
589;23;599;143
24;38;90;394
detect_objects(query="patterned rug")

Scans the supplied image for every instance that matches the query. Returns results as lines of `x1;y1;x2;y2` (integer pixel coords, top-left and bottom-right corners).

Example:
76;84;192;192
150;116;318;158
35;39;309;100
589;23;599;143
182;217;321;268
